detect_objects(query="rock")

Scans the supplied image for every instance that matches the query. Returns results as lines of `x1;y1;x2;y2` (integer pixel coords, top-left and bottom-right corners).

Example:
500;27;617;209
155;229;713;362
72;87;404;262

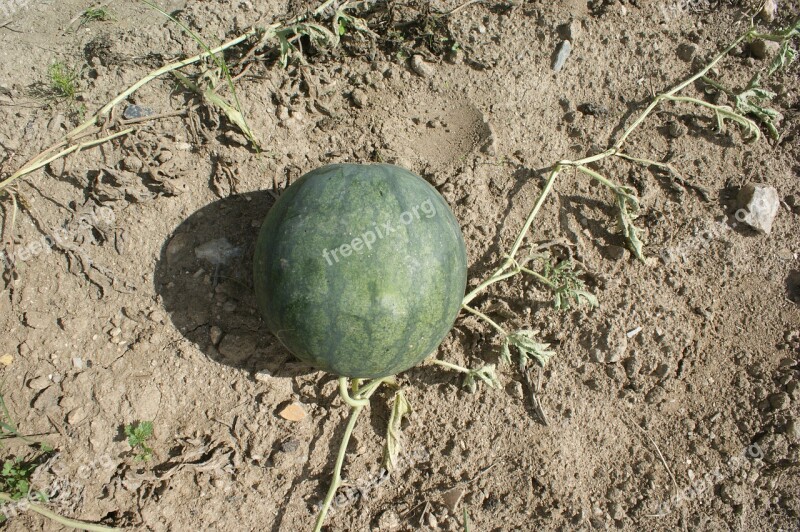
442;486;465;513
677;43;697;62
667;120;686;138
750;39;780;60
759;0;777;22
552;40;572;72
735;184;780;234
278;402;307;421
195;238;241;267
157;150;173;164
507;380;524;399
72;357;84;369
28;376;51;391
350;88;367;108
768;392;790;410
606;245;628;261
165;232;193;265
558;19;582;41
445;48;464;64
123;105;155;120
377;509;401;530
209;326;223;346
32;386;60;411
410;55;434;78
0;354;12;366
217;333;256;364
67;407;87;425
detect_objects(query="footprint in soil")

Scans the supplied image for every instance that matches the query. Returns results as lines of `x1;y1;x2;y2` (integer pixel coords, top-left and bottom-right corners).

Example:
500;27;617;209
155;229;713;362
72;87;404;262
153;191;312;377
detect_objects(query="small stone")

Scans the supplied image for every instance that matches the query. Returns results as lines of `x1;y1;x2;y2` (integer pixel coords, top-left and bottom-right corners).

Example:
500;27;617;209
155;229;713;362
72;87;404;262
606;245;628;261
677;43;697;62
254;369;273;383
109;327;122;337
28;376;51;391
759;0;777;21
445;48;464;64
591;349;604;363
768;392;790;410
410;55;434;78
653;362;671;379
278;402;307;422
508;381;524;399
552;40;572;72
426;512;438;529
157;150;173;164
750;39;780;60
442;486;465;513
123;105;155;120
736;184;780;234
377;509;401;531
559;19;582;41
0;354;12;366
209;326;223;346
281;439;301;453
67;407;87;425
350;88;367;108
72;357;84;369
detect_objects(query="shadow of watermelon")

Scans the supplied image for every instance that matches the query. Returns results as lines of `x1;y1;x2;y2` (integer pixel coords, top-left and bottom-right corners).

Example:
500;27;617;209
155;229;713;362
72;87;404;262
153;190;313;377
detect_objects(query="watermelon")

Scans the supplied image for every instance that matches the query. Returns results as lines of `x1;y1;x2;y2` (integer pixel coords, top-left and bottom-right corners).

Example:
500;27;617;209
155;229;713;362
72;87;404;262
253;163;467;378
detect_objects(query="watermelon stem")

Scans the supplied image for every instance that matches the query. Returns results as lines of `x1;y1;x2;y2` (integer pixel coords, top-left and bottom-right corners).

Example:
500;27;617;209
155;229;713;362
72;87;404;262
314;376;392;532
460;305;506;336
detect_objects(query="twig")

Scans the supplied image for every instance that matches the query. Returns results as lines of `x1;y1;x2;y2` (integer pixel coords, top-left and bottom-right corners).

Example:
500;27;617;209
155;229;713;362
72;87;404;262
0;492;119;531
524;367;549;426
625;416;679;502
444;0;483;16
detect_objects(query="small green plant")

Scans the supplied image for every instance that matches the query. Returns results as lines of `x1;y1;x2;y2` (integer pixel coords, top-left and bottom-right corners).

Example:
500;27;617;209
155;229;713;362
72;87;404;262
124;421;154;461
82;7;113;23
0;457;45;501
46;62;80;101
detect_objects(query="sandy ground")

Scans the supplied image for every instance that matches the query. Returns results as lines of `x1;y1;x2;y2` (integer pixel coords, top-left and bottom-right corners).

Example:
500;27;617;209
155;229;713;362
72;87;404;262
0;0;798;530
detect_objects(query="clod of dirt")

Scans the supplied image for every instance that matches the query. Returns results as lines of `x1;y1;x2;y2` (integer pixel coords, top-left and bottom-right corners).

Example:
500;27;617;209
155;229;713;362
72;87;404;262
376;509;401;530
410;55;435;78
759;0;778;22
750;39;780;60
736;183;780;234
677;43;697;62
123;105;155;120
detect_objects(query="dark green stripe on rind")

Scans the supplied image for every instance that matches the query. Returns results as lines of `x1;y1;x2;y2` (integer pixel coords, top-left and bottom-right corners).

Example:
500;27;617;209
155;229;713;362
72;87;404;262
254;163;467;378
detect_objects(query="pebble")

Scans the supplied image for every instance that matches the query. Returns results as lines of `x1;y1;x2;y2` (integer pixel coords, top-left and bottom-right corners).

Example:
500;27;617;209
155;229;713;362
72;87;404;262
606;245;628;261
28;376;51;391
351;88;367;108
72;357;84;369
278;402;307;421
209;326;223;346
0;354;12;366
667;120;686;138
552;40;572;72
157;150;174;164
736;183;780;234
377;509;401;531
67;407;87;425
508;380;524;399
121;155;143;173
123;105;155;120
410;55;434;78
759;0;777;21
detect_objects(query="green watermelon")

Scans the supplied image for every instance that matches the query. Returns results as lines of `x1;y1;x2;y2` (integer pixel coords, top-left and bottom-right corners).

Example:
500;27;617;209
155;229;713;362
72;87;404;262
253;163;467;378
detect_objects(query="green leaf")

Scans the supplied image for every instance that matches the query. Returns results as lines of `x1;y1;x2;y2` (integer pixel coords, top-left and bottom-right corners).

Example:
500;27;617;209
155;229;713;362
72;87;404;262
614;188;645;261
504;330;556;370
768;40;797;75
383;390;412;472
500;337;512;365
463;364;500;393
